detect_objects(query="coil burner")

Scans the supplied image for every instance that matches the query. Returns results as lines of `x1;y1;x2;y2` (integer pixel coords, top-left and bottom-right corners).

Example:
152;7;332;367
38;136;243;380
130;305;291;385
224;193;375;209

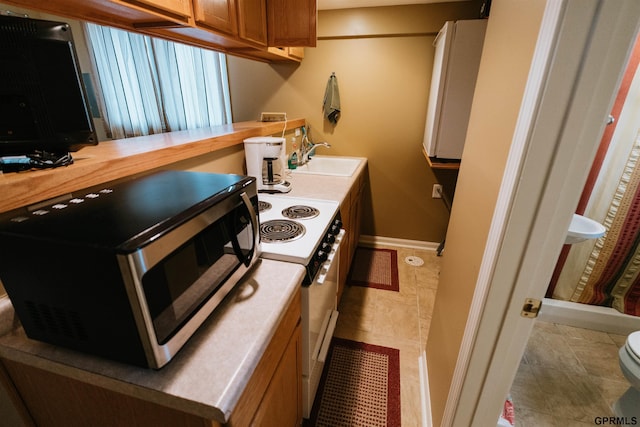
281;205;320;220
258;200;272;213
260;219;306;243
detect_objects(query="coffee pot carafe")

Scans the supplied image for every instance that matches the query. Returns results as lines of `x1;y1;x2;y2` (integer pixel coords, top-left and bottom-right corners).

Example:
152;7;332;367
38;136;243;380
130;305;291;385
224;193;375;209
243;137;291;193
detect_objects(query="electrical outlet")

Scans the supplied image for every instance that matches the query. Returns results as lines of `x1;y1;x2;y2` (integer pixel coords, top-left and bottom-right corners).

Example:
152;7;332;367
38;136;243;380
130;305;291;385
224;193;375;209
260;112;287;122
432;184;443;199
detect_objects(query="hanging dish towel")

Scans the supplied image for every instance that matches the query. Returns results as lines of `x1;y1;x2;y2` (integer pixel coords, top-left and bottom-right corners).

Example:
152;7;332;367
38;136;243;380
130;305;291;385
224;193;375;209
323;73;341;124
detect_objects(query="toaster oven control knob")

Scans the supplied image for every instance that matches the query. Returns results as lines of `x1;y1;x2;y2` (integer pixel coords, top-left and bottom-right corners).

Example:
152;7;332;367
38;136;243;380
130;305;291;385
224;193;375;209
316;250;329;263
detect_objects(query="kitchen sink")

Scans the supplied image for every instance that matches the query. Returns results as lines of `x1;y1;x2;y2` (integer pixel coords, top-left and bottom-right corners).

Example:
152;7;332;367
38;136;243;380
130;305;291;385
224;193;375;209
291;156;362;177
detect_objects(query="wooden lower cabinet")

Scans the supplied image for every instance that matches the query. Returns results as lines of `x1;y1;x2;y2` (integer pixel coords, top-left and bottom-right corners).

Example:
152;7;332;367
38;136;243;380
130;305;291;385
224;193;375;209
0;360;214;427
0;288;302;427
338;168;366;303
227;287;302;426
247;323;301;426
339;197;352;302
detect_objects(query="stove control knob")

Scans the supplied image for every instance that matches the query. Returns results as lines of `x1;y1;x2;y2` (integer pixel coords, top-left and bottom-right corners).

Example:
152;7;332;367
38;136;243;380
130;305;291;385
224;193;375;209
330;224;341;235
316;250;329;263
333;219;343;229
324;234;336;244
321;242;332;252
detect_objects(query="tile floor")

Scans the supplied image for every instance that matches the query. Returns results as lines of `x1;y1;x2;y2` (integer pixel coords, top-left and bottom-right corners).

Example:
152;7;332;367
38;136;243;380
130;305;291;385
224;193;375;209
510;320;631;427
334;245;441;426
333;244;634;427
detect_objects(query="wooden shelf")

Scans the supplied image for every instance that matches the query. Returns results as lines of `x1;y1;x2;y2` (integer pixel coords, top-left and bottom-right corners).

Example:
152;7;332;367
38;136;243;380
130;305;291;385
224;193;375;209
0;119;305;214
422;147;461;170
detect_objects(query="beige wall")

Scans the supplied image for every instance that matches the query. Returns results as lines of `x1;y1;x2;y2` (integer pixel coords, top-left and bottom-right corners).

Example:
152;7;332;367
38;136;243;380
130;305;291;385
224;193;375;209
228;2;481;243
425;0;547;425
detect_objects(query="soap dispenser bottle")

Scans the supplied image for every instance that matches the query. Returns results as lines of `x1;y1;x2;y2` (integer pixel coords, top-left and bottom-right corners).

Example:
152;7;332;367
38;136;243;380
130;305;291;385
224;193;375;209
288;138;298;169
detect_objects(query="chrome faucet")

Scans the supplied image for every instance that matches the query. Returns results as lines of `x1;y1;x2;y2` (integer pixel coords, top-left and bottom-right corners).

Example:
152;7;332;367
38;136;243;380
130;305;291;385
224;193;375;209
299;126;331;165
302;142;331;164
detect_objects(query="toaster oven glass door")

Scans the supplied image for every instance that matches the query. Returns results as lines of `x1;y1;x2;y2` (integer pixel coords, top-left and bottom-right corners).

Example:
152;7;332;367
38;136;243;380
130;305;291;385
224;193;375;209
141;199;256;344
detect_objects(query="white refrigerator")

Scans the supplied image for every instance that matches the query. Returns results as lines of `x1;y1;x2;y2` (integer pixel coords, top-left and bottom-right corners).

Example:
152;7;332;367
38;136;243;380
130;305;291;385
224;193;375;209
423;19;487;160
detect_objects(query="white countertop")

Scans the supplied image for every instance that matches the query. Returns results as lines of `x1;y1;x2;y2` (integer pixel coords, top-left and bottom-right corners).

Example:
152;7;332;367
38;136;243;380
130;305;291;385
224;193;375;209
0;155;368;423
0;260;305;422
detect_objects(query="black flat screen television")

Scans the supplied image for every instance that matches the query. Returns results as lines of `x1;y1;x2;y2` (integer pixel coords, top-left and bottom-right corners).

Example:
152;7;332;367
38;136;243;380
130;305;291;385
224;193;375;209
0;15;98;170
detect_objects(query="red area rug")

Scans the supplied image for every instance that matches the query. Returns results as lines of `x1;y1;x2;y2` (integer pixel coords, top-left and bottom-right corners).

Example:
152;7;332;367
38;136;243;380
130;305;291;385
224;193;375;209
306;338;401;427
348;247;399;291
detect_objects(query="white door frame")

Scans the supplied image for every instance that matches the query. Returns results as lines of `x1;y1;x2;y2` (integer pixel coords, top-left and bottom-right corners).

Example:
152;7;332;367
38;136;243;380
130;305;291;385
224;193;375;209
442;1;640;426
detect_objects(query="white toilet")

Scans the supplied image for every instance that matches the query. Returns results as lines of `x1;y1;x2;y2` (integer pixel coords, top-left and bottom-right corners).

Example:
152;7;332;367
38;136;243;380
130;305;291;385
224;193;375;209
615;331;640;418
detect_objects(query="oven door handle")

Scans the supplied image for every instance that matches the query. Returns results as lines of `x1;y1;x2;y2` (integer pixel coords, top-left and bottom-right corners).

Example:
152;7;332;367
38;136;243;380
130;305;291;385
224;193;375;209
239;191;260;267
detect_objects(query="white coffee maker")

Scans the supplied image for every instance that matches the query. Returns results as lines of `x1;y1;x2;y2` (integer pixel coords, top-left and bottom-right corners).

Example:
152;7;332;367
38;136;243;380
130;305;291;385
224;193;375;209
243;136;291;193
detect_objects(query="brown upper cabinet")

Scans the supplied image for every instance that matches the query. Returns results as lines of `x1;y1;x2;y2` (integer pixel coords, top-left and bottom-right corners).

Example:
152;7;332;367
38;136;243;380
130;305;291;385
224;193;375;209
1;0;315;61
192;0;268;47
193;0;239;37
237;0;268;46
267;0;316;47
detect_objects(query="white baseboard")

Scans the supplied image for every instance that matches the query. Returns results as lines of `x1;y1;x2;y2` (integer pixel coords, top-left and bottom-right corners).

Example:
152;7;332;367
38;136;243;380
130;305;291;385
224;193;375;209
359;234;440;251
419;350;433;427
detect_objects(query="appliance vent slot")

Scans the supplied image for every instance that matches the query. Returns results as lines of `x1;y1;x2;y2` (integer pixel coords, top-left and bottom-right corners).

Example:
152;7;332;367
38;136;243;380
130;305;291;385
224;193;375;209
38;304;58;334
24;300;89;341
70;311;89;341
24;300;46;331
54;306;74;337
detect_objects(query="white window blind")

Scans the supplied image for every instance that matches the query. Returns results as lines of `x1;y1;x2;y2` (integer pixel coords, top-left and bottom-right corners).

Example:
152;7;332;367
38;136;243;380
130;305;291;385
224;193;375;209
84;23;232;139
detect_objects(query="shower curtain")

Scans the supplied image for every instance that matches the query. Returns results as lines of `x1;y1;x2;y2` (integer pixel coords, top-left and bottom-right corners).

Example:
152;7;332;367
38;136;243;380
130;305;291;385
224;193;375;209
547;37;640;316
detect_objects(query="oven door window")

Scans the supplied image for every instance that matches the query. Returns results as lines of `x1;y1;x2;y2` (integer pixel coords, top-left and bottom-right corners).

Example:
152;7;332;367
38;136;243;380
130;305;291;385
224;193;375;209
141;201;256;344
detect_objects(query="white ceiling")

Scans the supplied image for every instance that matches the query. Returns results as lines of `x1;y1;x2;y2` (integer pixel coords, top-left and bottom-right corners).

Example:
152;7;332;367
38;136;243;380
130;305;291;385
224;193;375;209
318;0;468;11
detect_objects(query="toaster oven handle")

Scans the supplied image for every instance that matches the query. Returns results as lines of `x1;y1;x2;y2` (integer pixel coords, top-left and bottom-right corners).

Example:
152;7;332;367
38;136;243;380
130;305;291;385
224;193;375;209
240;191;260;267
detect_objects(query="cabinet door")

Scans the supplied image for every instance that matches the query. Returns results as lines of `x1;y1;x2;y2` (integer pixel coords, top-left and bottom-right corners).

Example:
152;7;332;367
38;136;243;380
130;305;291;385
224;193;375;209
237;0;267;46
250;323;302;426
352;175;364;258
1;359;217;427
194;0;238;36
267;0;316;47
338;196;352;303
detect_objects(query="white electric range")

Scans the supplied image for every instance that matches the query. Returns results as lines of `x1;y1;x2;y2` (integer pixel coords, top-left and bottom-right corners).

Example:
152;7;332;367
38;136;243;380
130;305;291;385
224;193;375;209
257;194;343;418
